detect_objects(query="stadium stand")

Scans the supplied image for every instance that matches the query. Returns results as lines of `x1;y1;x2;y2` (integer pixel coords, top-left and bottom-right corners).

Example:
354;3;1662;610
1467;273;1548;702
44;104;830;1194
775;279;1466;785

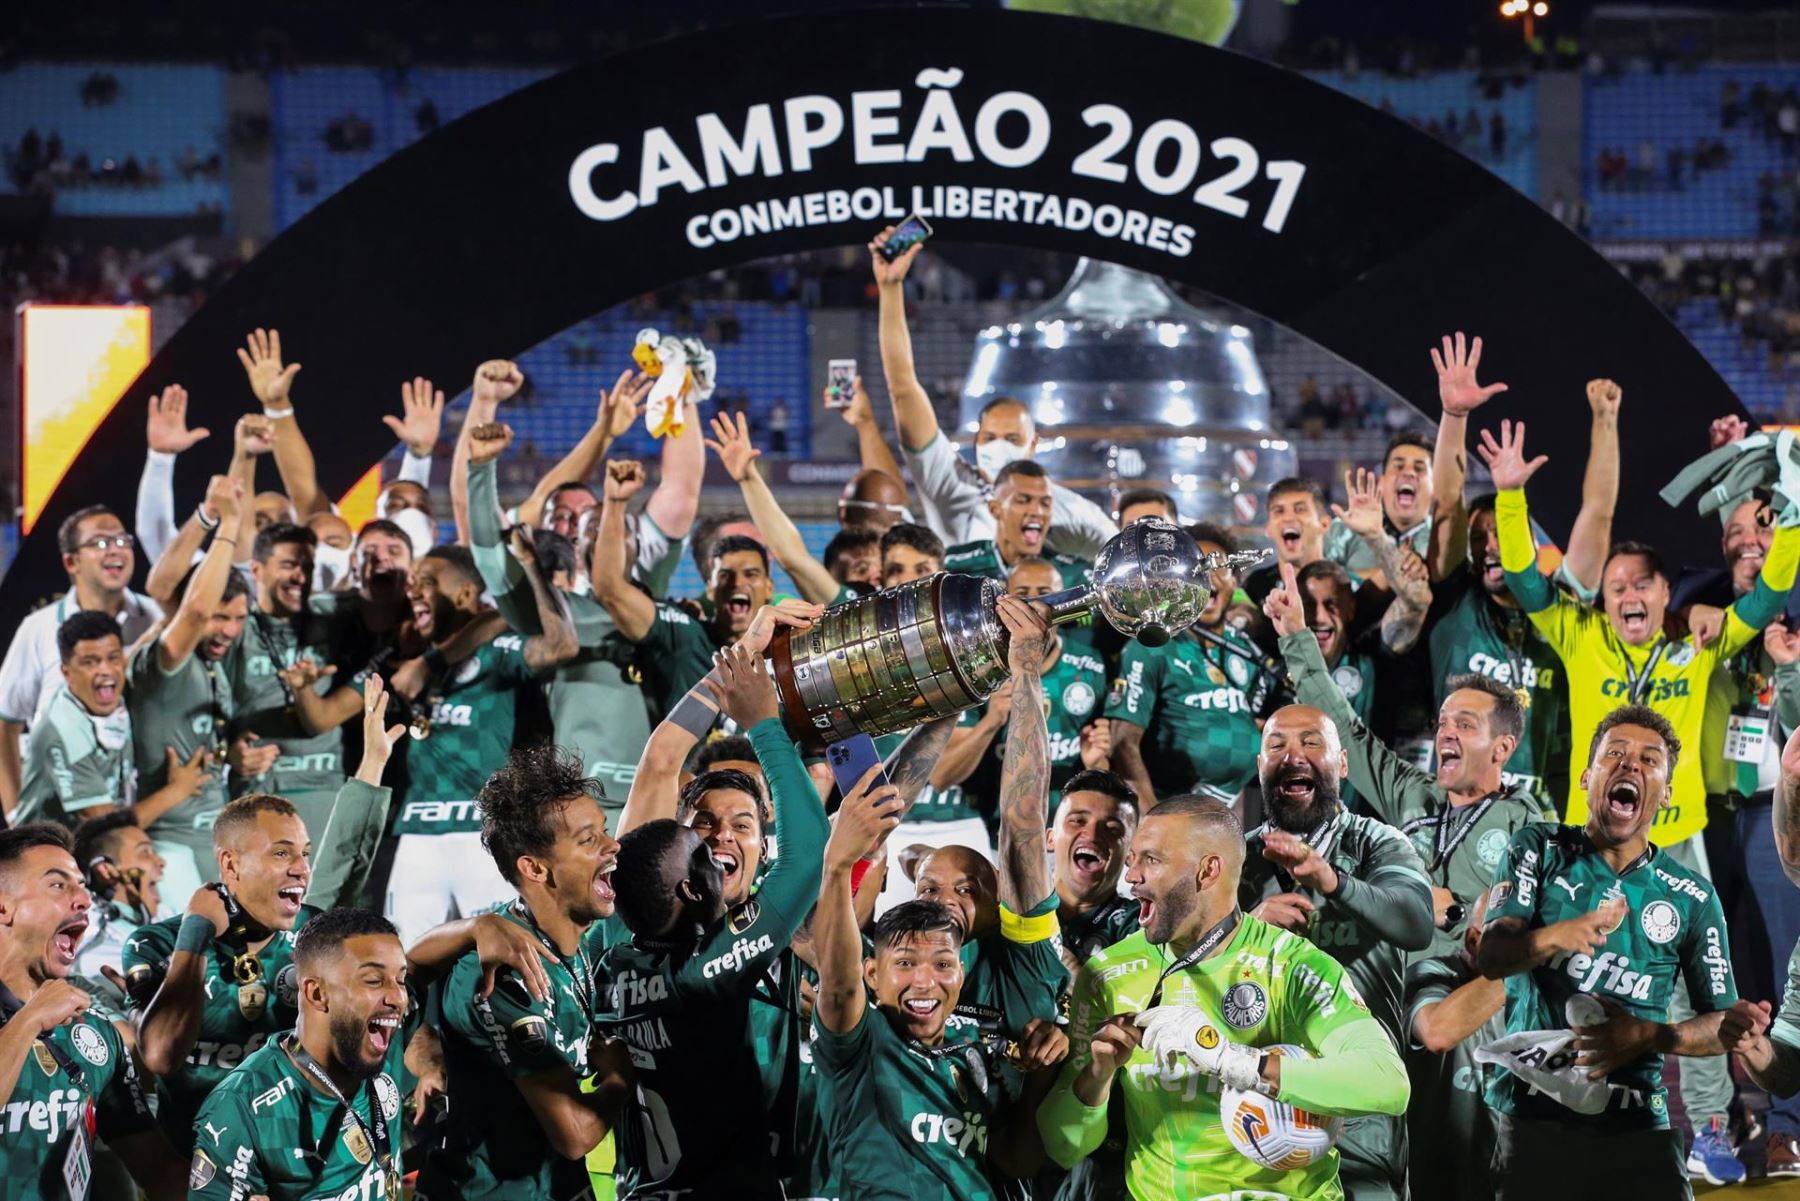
1309;69;1538;198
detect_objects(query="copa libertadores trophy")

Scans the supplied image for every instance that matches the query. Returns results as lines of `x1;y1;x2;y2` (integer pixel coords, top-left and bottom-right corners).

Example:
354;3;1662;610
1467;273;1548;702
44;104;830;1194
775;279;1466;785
770;518;1269;750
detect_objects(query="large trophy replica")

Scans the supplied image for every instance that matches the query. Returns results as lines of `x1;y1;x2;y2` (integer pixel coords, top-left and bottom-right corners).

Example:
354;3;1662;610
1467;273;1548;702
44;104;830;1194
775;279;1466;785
771;518;1268;750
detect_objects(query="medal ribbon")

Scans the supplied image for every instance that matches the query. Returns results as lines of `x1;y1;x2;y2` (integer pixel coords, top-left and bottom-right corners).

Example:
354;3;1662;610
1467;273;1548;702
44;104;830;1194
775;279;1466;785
1146;906;1243;1009
1431;791;1504;874
1620;640;1669;706
285;1036;398;1198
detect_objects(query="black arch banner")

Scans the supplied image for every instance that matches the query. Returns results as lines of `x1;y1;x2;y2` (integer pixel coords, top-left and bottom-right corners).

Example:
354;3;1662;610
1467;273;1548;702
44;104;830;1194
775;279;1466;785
6;7;1741;628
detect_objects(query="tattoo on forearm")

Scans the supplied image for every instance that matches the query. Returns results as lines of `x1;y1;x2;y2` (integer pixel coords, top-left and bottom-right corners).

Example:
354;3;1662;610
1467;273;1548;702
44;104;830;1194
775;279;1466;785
999;673;1051;903
889;718;955;812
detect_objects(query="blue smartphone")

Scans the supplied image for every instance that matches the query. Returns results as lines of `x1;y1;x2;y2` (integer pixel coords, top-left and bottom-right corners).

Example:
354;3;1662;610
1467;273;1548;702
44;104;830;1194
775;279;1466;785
826;732;891;798
877;213;933;261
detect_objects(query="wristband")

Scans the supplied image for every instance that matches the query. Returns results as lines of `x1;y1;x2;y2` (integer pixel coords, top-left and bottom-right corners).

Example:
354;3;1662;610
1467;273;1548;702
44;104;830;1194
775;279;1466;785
668;688;721;739
176;913;217;955
196;505;220;531
261;406;294;419
850;857;877;894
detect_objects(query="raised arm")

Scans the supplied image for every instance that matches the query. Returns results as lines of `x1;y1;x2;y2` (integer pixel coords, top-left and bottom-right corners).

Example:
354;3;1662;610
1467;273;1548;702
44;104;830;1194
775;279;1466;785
510;526;578;670
932;694;1008;790
381;374;445;483
1426;332;1507;580
995;596;1052;913
706;411;841;605
839;376;909;490
645;390;705;547
816;763;902;1035
1777;727;1800;887
237;328;328;518
589;461;657;641
133;887;231;1077
138;384;211;569
452;359;523;546
158;474;244;670
1478;420;1557;614
1560;379;1622;594
516;369;646;529
869;228;938;453
303;674;405;909
1332;468;1431;652
884;713;957;814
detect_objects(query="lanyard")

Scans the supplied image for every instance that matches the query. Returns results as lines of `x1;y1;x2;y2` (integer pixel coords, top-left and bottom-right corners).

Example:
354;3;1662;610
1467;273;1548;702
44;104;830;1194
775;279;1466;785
515;900;595;1026
1264;813;1344;896
1432;791;1503;874
1620;640;1669;706
203;660;230;759
284;1036;398;1199
0;981;88;1091
251;612;300;705
1147;907;1242;1009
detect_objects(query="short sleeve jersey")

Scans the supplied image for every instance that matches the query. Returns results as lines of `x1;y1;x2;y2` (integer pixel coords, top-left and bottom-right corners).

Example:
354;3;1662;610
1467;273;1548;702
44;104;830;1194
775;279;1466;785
1240;811;1431;1049
953;642;1108;824
1483;824;1736;1128
225;603;354;797
0;1001;155;1201
637;603;720;715
813;1003;1016;1201
125;640;232;847
428;904;624;1201
1062;918;1376;1201
15;684;131;826
1427;569;1570;809
0;590;162;727
548;594;658;810
121;911;308;1149
187;1016;415;1201
393;634;536;836
1105;627;1265;800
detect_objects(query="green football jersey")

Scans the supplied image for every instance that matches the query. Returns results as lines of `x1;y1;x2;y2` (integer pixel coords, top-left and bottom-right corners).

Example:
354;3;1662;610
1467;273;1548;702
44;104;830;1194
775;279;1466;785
955;640;1108;828
0;998;156;1201
1105;627;1265;801
393;634;536;837
1483;823;1736;1129
746;950;829;1198
953;893;1067;1041
1426;571;1570;812
122;910;310;1151
1048;917;1379;1201
226;603;355;825
636;604;720;718
1058;895;1140;983
16;683;131;827
592;719;827;1199
1404;950;1504;1201
425;903;626;1201
187;1015;416;1201
125;640;232;861
814;1001;1019;1201
941;540;1092;588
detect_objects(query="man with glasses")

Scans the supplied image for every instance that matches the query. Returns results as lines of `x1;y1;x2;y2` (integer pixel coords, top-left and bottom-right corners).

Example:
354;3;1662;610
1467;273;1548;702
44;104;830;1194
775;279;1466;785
0;505;163;814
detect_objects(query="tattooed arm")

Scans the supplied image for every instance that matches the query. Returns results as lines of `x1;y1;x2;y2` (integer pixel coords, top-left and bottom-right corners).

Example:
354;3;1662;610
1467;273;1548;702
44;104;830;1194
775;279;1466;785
1373;544;1432;655
1777;727;1800;886
996;597;1052;914
886;715;957;817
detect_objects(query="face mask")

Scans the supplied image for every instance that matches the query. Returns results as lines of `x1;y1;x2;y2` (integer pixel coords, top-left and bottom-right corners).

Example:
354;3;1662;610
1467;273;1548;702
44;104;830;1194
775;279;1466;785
975;439;1026;480
313;543;352;593
392;509;437;559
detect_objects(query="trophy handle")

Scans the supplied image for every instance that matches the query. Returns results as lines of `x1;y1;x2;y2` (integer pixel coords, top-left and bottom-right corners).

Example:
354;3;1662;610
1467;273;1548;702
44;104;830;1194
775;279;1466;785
1037;585;1094;626
767;626;820;749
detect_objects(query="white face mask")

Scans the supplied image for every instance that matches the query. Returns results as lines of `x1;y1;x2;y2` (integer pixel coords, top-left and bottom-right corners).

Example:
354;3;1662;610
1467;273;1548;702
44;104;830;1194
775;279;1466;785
392;509;437;559
313;542;353;593
975;438;1027;480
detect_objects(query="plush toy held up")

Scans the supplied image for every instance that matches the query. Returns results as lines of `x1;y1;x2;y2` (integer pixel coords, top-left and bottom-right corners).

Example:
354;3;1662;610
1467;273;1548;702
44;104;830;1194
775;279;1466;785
632;328;716;439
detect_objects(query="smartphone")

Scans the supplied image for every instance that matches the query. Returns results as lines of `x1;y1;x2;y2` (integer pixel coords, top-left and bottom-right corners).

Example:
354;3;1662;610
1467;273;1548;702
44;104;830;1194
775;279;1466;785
826;732;891;799
826;359;857;409
877;213;933;261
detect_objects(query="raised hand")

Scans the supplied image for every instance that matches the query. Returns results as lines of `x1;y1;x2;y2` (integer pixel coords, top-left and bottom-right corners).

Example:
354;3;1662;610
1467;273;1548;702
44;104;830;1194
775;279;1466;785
236;328;301;407
383;376;446;456
1390;546;1432;608
467;421;514;465
997;593;1050;677
204;473;243;526
604;460;645;502
1687;604;1725;649
147;384;210;453
1262;561;1306;639
599;369;652;439
16;979;91;1035
507;524;537;566
1585;378;1622;421
357;672;407;781
1330;467;1385;540
1710;415;1750;449
825;762;904;869
868;225;923;287
1251;891;1315;933
1080;720;1111;770
738;598;823;657
701;640;779;729
1431;332;1507;418
1476;419;1548;492
1766;620;1800;666
838;377;874;429
235;413;274;458
277;657;334;696
1261;829;1339;894
472;359;524;407
704;411;762;482
470;911;558;1001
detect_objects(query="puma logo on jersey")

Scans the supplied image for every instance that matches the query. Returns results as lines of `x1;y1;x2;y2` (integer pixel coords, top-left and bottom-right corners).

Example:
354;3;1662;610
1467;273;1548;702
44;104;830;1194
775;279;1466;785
204;1121;226;1145
910;1110;989;1157
1552;877;1582;901
1549;950;1655;1000
1170;659;1196;677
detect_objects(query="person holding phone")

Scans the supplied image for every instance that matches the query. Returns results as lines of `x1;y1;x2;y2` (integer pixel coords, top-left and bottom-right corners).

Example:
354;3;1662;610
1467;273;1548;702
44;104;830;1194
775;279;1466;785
869;224;1119;561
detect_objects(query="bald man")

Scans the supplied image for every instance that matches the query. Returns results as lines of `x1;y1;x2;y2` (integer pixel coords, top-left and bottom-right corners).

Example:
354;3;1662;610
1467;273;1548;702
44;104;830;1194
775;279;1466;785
1040;794;1410;1201
838;468;911;531
1240;703;1434;1201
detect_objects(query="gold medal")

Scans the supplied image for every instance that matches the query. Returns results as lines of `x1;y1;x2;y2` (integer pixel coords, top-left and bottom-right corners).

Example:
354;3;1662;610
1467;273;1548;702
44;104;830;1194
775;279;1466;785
232;953;263;985
1514;687;1532;713
386;1165;402;1201
237;981;268;1021
408;713;432;741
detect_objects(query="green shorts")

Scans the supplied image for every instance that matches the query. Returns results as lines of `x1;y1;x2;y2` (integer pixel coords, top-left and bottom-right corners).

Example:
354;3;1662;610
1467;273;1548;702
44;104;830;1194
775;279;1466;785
1491;1112;1689;1201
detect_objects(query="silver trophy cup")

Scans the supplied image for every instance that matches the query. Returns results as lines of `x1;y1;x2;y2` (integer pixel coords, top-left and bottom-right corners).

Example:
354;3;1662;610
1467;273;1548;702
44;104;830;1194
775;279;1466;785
771;519;1268;748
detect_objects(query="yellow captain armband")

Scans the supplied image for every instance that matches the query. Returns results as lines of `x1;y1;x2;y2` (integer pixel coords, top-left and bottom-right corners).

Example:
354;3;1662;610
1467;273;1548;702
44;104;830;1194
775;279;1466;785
999;903;1060;945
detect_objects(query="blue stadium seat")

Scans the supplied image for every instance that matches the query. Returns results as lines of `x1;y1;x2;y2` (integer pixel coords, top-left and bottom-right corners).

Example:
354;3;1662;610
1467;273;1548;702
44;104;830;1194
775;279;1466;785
1308;70;1538;198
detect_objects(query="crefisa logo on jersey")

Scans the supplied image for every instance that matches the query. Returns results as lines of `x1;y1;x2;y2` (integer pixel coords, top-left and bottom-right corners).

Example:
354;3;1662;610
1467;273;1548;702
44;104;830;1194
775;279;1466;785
1222;981;1268;1028
1641;900;1681;945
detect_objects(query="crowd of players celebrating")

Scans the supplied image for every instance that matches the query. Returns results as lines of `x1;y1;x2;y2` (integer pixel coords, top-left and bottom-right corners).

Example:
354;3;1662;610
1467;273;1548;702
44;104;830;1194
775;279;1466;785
2;226;1798;1201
